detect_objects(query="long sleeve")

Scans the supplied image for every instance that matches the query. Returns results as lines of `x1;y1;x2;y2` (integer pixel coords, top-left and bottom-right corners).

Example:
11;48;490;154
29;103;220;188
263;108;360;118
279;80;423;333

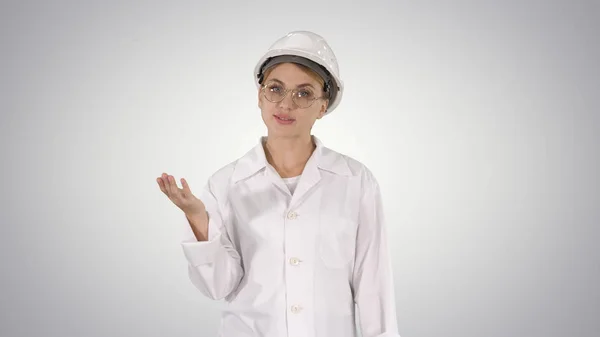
352;170;401;337
181;179;244;301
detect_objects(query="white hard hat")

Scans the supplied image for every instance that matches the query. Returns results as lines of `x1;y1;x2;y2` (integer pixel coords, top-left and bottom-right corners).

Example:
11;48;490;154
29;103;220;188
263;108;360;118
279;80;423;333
254;31;343;114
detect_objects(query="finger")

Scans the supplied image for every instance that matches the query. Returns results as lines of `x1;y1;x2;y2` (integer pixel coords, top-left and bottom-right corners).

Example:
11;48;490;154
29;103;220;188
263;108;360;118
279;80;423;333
168;175;180;196
166;175;174;195
160;173;170;195
156;177;167;194
181;178;192;196
161;173;174;196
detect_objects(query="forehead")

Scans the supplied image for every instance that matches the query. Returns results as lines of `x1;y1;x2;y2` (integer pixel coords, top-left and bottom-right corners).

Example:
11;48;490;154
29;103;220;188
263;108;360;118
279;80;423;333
264;63;320;87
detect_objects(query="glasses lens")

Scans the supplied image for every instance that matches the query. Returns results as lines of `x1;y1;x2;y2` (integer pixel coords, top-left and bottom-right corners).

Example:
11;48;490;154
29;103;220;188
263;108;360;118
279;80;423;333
293;88;316;108
263;81;285;102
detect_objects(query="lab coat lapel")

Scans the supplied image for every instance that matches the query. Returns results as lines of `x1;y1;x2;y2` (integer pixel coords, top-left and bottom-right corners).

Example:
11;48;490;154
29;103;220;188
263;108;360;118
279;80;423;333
288;148;321;209
265;163;293;197
231;136;330;207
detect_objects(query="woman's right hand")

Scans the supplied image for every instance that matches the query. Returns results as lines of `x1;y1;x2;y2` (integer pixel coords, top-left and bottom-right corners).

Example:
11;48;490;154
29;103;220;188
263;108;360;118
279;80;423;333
157;173;209;240
156;173;206;217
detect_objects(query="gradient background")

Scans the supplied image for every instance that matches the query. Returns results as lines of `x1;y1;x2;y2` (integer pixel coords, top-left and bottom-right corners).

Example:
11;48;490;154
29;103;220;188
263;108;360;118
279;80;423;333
1;1;598;336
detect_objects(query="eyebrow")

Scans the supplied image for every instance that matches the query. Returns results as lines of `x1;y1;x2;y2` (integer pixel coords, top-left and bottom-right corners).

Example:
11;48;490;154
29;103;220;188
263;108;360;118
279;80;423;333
269;78;316;89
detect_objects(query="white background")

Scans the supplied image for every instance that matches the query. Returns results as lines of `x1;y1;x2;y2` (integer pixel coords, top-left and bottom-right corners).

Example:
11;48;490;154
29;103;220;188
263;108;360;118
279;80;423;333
1;0;598;336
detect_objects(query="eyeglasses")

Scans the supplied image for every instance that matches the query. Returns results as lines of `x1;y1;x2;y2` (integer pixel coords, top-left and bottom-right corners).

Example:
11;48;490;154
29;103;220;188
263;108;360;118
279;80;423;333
261;80;325;109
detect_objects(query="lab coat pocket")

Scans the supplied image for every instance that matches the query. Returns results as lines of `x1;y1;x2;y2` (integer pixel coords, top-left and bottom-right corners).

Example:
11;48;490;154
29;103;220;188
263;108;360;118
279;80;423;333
318;217;356;269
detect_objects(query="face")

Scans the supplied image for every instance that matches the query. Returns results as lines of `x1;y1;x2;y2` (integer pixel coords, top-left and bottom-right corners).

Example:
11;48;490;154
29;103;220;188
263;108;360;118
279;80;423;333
258;63;329;139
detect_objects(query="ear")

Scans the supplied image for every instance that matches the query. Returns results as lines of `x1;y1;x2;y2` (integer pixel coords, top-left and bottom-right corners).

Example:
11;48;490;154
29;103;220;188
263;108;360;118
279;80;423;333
258;88;263;109
317;100;329;119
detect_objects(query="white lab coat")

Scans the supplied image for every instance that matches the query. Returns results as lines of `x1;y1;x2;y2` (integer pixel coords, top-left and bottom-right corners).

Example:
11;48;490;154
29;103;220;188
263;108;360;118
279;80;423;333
181;136;401;337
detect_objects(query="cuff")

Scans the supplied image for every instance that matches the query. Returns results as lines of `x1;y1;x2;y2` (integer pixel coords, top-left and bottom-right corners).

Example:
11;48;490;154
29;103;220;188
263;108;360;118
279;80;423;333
181;234;222;266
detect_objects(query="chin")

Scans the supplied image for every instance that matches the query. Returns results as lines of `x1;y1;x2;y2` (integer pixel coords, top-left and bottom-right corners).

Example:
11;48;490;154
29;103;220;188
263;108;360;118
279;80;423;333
267;126;300;137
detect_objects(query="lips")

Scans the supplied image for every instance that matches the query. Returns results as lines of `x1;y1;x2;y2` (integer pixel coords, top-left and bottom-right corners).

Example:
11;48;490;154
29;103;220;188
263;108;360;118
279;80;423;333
274;114;296;124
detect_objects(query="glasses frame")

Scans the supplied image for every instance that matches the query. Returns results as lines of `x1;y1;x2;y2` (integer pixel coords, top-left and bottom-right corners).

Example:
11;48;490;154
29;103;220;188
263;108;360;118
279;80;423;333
261;80;326;109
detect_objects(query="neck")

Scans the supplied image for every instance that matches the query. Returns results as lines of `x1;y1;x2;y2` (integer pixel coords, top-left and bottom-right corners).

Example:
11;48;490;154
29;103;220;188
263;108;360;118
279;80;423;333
263;134;315;178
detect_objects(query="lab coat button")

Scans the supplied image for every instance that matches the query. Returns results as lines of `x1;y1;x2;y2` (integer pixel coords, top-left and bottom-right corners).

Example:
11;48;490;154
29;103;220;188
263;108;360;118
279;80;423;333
287;211;298;220
291;305;302;313
289;257;301;266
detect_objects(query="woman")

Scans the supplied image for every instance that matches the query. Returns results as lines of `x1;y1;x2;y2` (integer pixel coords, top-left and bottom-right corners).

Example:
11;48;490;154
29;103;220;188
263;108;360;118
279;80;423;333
157;31;400;337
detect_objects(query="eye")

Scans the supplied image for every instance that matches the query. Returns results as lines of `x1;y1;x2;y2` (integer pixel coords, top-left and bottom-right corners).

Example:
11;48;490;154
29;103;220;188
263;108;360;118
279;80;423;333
267;84;284;93
297;90;314;98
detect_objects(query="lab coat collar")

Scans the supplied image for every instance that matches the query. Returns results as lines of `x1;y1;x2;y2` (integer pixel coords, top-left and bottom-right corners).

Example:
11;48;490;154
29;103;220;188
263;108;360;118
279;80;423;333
231;135;352;184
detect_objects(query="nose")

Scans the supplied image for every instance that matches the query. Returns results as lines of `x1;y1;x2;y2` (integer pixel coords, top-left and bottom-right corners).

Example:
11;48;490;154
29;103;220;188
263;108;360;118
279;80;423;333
277;90;296;110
